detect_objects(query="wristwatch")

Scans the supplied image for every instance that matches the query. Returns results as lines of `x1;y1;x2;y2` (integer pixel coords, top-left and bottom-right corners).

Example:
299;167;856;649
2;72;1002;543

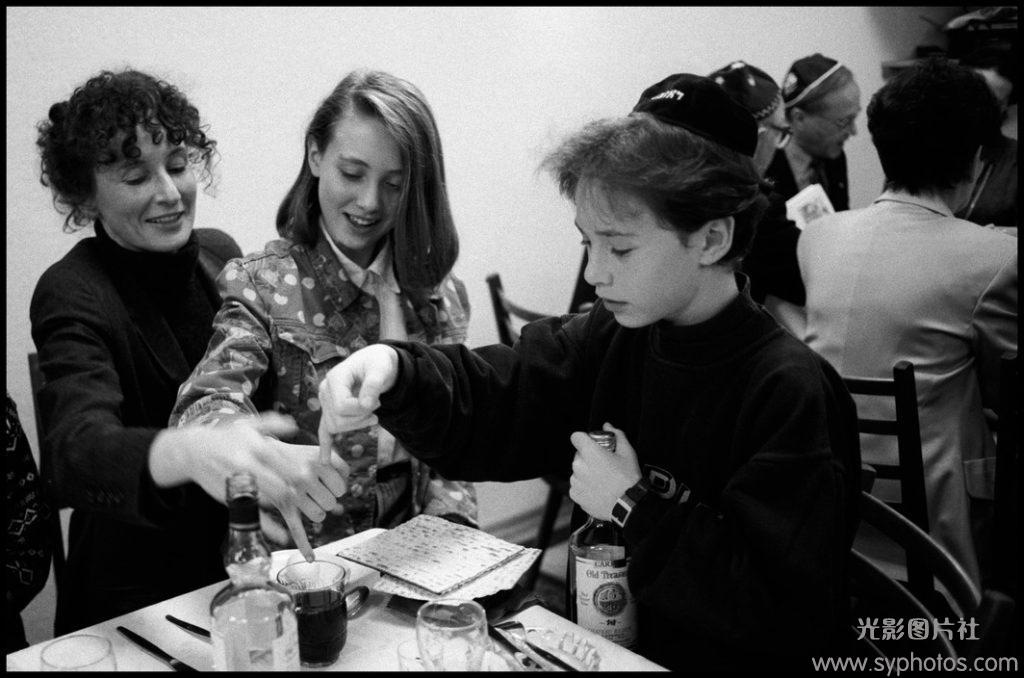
611;479;650;528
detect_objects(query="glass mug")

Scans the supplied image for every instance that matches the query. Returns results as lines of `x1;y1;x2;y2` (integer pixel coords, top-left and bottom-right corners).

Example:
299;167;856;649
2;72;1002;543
415;598;488;671
276;559;349;667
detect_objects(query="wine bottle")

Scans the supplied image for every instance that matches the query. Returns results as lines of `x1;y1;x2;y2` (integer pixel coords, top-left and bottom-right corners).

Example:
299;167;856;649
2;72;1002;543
567;432;638;649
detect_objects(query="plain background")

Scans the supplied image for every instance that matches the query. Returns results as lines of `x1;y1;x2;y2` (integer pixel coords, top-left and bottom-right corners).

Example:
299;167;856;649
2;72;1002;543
6;6;961;645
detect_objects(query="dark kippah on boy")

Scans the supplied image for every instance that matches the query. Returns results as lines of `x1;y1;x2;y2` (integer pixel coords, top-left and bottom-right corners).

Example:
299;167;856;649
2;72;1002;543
316;73;862;671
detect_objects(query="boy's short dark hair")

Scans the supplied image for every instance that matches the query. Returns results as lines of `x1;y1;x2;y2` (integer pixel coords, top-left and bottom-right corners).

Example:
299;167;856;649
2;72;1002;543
542;113;767;268
867;58;1002;194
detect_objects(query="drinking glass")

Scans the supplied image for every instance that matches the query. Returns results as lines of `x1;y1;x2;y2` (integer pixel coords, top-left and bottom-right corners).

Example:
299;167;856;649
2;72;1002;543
415;598;488;671
40;634;117;671
276;558;349;667
396;639;427;671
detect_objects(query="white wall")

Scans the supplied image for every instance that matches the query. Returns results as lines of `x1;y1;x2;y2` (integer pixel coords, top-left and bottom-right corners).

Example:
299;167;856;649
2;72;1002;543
6;5;958;644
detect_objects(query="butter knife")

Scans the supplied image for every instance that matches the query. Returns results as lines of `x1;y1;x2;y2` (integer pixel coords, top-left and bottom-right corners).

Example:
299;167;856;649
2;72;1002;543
165;614;211;640
116;626;198;672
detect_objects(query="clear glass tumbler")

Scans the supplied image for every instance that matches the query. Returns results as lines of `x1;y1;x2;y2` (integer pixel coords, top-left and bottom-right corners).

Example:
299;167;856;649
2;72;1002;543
415;598;488;671
40;634;117;671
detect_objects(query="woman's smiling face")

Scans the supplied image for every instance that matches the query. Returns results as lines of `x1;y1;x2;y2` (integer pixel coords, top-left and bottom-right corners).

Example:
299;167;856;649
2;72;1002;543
88;125;197;253
308;110;404;268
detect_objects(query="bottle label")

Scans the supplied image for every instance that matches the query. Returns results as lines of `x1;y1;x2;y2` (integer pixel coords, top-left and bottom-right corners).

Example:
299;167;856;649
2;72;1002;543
573;555;638;647
210;590;300;671
271;614;300;671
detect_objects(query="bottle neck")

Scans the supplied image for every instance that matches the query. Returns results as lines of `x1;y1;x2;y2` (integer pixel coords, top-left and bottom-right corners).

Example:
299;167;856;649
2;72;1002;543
225;524;272;584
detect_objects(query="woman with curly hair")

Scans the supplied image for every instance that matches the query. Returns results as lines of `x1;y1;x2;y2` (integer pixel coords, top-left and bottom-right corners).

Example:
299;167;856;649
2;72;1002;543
171;69;478;550
31;68;348;633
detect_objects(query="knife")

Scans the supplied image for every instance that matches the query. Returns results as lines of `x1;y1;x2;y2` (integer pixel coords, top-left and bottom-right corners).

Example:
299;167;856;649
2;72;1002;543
165;614;211;640
116;626;198;672
488;624;574;672
522;636;580;672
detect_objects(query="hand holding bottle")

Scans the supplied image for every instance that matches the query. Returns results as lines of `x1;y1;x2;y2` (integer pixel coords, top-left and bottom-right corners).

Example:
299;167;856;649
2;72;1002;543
569;423;641;521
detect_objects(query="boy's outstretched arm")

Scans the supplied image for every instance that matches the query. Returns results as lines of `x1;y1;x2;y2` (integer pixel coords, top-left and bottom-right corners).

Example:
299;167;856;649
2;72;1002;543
317;344;399;464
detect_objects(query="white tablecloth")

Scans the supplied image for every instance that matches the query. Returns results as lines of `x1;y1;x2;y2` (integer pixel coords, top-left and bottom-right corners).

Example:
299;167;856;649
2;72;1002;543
7;528;667;671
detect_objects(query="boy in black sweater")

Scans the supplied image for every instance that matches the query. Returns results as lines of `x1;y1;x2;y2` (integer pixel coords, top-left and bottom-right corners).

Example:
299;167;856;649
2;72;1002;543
316;73;861;671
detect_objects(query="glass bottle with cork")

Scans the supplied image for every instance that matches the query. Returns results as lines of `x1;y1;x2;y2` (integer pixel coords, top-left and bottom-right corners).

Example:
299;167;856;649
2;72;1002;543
210;472;300;671
567;431;639;649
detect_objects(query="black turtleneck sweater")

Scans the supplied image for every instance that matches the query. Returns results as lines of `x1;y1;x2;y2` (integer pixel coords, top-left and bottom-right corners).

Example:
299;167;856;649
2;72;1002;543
376;280;861;671
93;223;215;368
30;223;236;634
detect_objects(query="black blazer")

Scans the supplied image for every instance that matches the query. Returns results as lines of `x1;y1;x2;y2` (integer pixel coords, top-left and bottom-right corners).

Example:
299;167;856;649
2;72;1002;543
765;148;850;212
30;228;241;634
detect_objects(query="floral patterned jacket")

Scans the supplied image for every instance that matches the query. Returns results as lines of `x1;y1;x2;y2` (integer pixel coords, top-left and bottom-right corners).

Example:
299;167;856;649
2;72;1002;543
170;236;477;544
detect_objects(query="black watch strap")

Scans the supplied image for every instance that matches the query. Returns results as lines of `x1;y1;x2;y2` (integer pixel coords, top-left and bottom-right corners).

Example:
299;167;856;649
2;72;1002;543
611;479;650;528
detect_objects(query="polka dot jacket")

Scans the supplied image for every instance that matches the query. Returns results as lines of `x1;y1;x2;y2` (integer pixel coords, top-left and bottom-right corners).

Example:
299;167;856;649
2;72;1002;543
169;236;478;544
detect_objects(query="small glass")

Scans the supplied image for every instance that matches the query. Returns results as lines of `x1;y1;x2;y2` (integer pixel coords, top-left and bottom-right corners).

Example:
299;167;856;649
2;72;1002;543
40;634;117;671
396;639;427;671
415;598;488;671
276;558;349;667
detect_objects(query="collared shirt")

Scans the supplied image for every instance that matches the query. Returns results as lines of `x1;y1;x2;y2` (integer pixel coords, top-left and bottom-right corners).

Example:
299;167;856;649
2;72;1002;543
319;221;408;343
873;189;954;218
784;141;821;193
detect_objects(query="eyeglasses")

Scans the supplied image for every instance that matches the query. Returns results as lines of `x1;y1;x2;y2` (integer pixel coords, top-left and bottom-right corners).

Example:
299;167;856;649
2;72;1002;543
759;122;792;149
816;112;857;132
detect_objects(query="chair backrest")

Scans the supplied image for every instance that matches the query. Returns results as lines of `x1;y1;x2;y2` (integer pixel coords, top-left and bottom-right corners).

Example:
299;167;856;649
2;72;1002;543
484;274;572;595
992;351;1019;597
568;251;597;314
854;491;1014;659
848;549;957;659
843;360;930;596
27;352;45;443
27;352;68;592
485;273;550;348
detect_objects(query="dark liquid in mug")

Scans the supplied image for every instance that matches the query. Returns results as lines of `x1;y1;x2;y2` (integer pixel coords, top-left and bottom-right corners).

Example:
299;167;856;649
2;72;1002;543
294;589;348;665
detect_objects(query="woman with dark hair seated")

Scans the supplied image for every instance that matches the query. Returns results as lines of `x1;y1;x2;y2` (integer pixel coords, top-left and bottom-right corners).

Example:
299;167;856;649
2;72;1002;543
31;68;348;633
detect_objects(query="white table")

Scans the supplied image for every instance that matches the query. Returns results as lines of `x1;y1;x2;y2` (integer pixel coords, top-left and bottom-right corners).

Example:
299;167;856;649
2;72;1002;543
7;529;667;672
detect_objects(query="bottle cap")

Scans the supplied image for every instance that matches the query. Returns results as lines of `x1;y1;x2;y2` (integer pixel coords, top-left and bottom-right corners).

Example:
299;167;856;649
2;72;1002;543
587;431;617;452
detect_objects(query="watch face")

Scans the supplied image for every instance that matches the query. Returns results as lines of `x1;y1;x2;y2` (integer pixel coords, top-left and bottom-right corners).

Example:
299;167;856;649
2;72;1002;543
644;465;677;499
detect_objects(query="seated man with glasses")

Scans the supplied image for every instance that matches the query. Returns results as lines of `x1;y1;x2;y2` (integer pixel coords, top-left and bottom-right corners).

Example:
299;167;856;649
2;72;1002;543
709;60;805;330
766;53;861;212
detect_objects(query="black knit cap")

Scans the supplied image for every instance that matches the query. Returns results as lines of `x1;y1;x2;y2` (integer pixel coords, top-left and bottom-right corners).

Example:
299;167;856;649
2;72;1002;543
633;72;758;157
708;60;782;122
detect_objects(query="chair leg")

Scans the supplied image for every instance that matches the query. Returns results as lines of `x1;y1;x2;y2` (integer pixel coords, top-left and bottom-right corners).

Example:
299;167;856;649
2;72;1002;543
522;483;564;591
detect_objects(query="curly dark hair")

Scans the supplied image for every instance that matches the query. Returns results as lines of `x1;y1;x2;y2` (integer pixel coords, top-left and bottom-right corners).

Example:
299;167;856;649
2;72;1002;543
36;69;217;231
542;112;767;268
867;58;1001;195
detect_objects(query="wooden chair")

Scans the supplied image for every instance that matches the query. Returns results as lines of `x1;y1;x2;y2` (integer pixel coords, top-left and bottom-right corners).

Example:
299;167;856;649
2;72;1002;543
27;352;68;597
484;273;568;591
850;491;1014;660
848;550;957;659
843;360;931;600
992;352;1018;597
485;273;550;347
568;251;596;314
